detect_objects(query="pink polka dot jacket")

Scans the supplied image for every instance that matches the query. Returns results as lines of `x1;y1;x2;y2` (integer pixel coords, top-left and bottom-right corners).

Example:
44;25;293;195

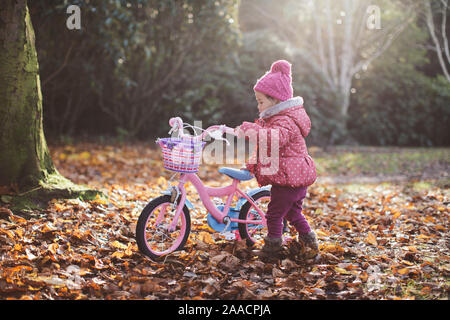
239;97;317;188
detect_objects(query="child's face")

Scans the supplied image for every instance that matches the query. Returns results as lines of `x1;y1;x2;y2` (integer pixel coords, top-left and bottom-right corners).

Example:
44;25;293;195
255;91;278;113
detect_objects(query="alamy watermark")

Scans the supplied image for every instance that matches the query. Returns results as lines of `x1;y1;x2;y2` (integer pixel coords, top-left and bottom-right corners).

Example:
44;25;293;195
366;5;382;30
64;3;381;31
66;5;81;30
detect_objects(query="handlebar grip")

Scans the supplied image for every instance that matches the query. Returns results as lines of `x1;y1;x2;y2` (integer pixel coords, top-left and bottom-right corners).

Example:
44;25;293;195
223;126;237;136
169;117;183;129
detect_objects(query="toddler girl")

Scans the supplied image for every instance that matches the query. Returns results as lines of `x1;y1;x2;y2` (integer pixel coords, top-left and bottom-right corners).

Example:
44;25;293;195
237;60;318;259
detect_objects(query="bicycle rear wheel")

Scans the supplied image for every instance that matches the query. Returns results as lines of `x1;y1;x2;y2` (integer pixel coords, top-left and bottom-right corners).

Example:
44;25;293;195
238;190;271;248
136;195;191;260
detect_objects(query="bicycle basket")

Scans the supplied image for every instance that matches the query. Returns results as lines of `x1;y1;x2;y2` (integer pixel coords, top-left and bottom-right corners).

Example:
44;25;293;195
157;137;206;173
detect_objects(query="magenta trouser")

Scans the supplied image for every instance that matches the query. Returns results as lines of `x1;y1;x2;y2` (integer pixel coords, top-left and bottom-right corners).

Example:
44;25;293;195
266;185;311;238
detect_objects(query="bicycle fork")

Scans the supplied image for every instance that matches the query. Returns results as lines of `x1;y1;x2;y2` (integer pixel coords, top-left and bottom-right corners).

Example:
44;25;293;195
163;179;187;233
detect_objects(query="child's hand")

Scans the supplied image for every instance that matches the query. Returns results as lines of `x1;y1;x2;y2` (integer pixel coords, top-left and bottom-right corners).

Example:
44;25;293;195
236;122;259;138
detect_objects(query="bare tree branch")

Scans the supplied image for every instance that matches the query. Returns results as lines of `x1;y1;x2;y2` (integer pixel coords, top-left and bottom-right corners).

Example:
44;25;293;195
353;0;372;52
340;0;354;90
441;0;450;64
425;0;450;81
325;0;339;85
42;41;75;87
351;12;414;76
313;1;332;87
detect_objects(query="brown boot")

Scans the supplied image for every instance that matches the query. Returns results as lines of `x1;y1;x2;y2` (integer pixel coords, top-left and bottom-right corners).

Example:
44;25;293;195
298;231;319;259
252;237;283;260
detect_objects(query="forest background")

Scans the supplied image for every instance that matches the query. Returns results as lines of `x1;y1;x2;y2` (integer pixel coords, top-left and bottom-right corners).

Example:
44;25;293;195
0;0;449;301
30;0;450;147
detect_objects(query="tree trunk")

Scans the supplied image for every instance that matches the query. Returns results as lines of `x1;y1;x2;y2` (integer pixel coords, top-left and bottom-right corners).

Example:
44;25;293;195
0;1;100;215
0;0;52;188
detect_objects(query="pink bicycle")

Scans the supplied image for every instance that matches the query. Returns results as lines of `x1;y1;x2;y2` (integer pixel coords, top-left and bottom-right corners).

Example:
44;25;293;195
135;117;272;260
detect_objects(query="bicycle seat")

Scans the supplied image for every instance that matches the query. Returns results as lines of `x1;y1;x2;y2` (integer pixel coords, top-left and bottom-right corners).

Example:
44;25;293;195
218;167;254;181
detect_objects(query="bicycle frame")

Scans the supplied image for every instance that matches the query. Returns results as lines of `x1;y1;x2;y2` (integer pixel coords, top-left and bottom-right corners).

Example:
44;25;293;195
166;173;267;232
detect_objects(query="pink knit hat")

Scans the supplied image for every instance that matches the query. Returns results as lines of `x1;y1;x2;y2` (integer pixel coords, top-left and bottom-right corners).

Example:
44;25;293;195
254;60;293;102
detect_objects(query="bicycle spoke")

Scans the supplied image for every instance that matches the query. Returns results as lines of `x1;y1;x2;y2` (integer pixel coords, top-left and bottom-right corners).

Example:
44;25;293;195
143;203;185;255
242;194;270;247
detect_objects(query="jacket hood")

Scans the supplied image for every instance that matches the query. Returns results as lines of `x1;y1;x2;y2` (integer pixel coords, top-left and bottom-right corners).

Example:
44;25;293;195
259;96;310;137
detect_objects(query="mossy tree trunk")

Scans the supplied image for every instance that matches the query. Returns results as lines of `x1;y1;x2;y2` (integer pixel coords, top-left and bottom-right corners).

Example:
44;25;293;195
0;0;53;188
0;0;100;215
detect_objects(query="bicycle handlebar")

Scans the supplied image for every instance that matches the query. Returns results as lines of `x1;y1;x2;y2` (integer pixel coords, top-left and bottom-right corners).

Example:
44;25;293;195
168;117;237;140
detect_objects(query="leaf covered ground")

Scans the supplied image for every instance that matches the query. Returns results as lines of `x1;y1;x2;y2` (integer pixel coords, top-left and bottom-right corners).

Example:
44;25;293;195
0;143;449;300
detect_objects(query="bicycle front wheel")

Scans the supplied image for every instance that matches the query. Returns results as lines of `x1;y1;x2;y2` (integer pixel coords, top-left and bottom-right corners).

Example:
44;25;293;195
136;195;191;260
